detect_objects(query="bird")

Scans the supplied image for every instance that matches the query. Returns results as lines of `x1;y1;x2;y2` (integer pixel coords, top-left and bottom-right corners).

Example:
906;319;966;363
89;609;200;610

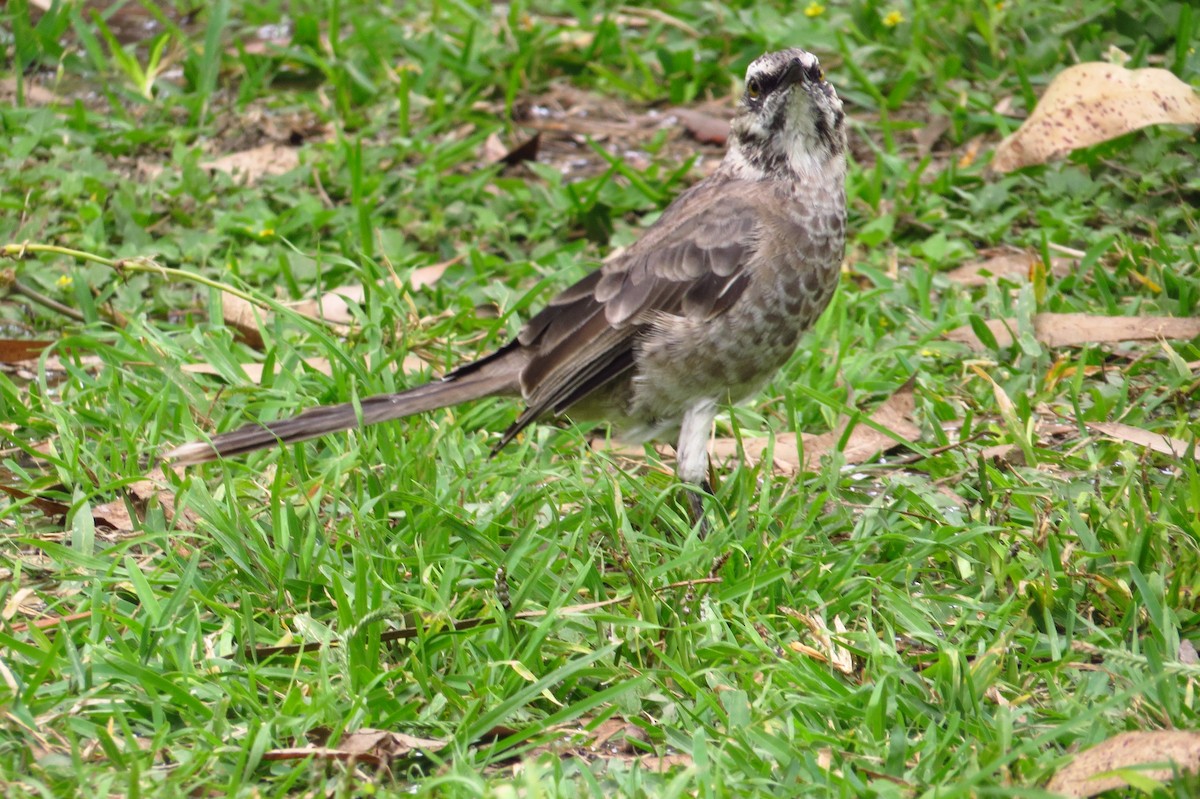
167;47;848;529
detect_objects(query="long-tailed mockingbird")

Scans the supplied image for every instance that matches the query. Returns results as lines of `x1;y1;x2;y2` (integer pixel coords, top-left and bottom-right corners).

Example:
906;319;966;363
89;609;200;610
168;48;848;524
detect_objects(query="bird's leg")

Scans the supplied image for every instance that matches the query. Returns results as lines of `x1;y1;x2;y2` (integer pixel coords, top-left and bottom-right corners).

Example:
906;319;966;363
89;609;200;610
685;480;714;539
676;399;718;538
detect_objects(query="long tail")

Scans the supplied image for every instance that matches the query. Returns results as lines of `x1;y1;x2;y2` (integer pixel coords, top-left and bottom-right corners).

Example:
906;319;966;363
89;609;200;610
166;361;520;466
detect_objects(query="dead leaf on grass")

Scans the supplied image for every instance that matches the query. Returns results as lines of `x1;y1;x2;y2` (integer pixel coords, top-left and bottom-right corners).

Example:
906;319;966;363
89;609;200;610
708;385;920;475
1046;730;1200;797
264;728;447;766
0;340;55;363
92;467;197;533
285;286;366;327
0;77;57;107
0;484;71;520
220;293;269;348
944;249;1075;287
220;259;459;348
992;63;1200;172
408;255;461;289
1088;421;1200;461
672;108;730;145
182;356;333;383
203;142;301;184
946;313;1200;351
181;352;430;384
913;115;952;158
481;131;541;168
512;716;692;773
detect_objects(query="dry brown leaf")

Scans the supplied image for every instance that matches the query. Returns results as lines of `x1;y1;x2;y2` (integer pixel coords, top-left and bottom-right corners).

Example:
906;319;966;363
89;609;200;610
709;385;919;475
220;260;458;349
221;293;268;348
89;497;136;533
639;753;693;771
182;357;333;383
408;256;461;289
487;131;541;168
1088;421;1200;460
481;132;509;163
266;729;446;766
993;63;1200;172
182;353;429;383
1046;730;1200;797
285;286;363;327
672;108;731;145
92;467;196;533
913;115;951;157
946;313;1200;351
0;484;71;520
203;143;301;184
0;77;57;106
944;250;1075;287
0;340;55;363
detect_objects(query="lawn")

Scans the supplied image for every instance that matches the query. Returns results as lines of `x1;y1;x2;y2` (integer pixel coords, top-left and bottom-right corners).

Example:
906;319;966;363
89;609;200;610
3;0;1200;796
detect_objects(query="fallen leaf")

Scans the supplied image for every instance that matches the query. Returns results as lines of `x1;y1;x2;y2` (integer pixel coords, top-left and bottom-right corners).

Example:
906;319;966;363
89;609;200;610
1046;730;1200;797
1088;421;1200;460
0;77;57;106
182;357;333;383
182;353;430;385
285;286;364;327
266;728;446;766
0;339;55;363
992;63;1200;172
220;260;458;349
708;385;920;474
493;131;541;168
0;484;70;520
944;249;1075;287
672;108;730;145
408;255;461;289
946;313;1200;351
913;115;951;157
513;715;691;773
88;497;135;533
481;132;509;163
221;293;268;349
93;466;196;533
203;143;301;184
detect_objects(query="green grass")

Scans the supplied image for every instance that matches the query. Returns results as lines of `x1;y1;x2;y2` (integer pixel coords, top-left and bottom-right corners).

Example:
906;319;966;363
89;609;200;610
3;0;1200;796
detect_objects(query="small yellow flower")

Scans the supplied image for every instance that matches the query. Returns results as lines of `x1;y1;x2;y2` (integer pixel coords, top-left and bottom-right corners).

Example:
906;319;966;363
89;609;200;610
56;274;73;290
883;9;904;26
259;227;275;238
804;1;825;17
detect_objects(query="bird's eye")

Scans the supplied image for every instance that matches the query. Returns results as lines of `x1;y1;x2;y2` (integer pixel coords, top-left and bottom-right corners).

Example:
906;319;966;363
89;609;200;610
806;62;824;83
746;78;761;99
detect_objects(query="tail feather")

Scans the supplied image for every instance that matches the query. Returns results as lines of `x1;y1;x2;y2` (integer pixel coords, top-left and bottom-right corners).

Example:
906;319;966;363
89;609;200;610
167;367;518;466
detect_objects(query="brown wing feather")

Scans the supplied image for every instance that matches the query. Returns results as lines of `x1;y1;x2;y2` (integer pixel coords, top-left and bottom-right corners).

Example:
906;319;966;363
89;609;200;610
503;180;769;435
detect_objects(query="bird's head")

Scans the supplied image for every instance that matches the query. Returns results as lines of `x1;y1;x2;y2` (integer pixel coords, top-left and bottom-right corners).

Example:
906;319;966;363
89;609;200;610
725;48;846;181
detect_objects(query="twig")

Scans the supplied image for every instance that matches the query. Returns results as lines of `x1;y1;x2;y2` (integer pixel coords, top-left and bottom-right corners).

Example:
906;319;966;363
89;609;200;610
8;280;86;323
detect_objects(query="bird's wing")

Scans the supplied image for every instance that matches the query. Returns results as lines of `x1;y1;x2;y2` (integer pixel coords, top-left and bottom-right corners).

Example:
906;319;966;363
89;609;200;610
496;178;775;444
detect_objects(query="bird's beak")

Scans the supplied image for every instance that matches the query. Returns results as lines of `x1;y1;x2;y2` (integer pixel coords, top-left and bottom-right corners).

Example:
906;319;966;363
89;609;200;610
781;59;810;87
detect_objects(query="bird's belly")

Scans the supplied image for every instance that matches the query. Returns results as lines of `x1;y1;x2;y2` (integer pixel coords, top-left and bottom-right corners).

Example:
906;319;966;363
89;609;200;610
622;266;834;436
